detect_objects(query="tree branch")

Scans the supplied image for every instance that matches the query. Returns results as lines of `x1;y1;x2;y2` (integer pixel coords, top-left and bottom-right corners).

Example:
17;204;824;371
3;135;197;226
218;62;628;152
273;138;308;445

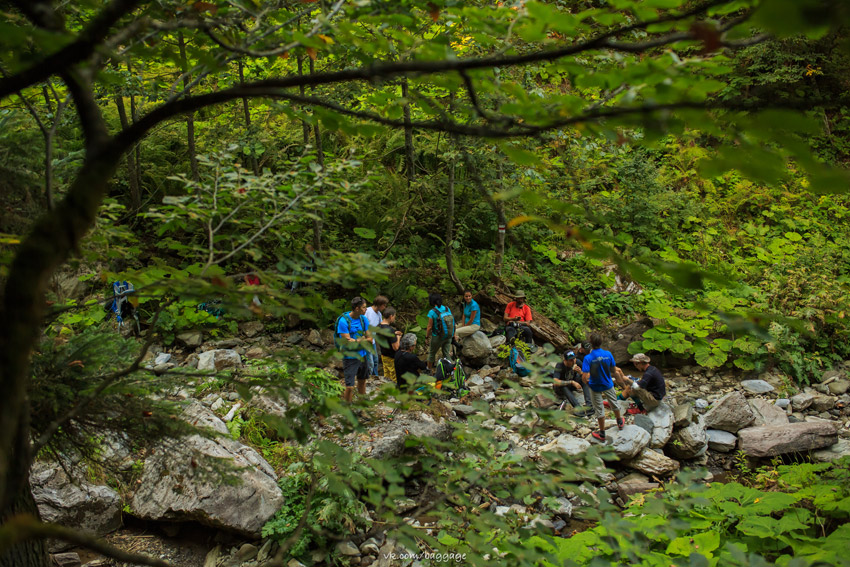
0;0;142;101
32;300;172;454
0;515;172;567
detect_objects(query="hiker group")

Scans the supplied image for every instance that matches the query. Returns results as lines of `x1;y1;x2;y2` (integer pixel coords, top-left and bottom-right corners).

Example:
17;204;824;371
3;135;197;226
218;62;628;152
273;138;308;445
335;291;667;442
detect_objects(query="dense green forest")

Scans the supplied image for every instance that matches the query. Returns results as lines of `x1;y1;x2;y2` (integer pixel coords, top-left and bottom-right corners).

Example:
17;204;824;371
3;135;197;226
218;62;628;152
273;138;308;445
1;1;850;567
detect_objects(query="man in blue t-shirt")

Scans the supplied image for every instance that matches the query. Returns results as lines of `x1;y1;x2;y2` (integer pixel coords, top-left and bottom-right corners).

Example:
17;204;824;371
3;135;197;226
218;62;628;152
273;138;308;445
337;296;373;403
581;333;624;441
455;290;481;341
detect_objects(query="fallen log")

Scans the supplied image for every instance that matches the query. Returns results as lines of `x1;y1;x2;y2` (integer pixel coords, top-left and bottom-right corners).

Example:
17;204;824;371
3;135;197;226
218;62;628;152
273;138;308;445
474;291;572;351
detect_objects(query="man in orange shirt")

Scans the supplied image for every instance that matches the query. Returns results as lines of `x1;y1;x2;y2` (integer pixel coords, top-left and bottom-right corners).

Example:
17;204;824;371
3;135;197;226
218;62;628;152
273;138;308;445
504;290;534;346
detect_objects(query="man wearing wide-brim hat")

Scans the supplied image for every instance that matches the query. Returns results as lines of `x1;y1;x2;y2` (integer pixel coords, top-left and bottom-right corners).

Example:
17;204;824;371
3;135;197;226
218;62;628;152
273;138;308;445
503;290;534;346
615;352;667;414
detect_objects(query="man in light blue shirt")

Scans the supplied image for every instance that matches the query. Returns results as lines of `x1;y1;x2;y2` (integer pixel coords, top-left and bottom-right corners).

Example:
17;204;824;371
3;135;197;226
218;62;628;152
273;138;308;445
455;290;481;340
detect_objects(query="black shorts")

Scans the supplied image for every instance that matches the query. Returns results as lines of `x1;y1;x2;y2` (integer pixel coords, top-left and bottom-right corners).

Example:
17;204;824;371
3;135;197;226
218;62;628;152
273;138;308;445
343;357;368;387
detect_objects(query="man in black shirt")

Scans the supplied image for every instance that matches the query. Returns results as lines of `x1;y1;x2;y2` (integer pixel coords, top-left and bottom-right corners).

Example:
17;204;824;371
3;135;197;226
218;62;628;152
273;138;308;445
394;333;429;394
616;352;666;413
552;351;593;416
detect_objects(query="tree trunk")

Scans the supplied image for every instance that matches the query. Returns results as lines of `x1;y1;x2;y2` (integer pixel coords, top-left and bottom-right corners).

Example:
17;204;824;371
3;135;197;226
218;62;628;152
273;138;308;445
445;139;463;293
309;58;323;253
127;63;142;195
0;438;48;567
177;32;199;181
402;77;415;185
297;56;311;145
238;60;260;175
114;95;141;210
466;157;508;278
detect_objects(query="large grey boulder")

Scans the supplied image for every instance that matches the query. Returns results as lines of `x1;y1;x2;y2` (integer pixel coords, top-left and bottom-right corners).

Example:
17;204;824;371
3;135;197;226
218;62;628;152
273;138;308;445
646;403;675;448
704;392;755;433
666;415;708;460
738;422;839;458
131;407;282;536
539;434;591;457
607;425;651;461
197;349;242;371
626;449;680;477
488;335;507;348
355;412;452;459
749;399;789;427
31;462;122;549
607;320;653;365
461;332;493;365
706;430;737;453
828;379;850;395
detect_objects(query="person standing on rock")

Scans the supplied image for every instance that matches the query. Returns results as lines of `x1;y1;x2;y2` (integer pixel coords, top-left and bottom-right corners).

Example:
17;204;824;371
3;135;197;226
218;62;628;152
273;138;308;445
455;290;481;341
395;333;429;394
582;333;625;441
365;295;388;378
615;353;666;414
377;307;402;384
425;293;455;371
336;296;373;403
553;351;594;416
504;290;534;346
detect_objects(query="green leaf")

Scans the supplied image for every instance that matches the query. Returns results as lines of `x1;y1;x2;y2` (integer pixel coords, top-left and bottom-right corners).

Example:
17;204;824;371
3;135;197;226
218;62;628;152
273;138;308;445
667;531;721;557
501;145;541;166
353;227;376;239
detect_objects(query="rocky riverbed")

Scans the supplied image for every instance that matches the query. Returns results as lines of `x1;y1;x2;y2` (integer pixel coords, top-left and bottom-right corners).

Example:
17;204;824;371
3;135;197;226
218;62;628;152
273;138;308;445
34;323;850;567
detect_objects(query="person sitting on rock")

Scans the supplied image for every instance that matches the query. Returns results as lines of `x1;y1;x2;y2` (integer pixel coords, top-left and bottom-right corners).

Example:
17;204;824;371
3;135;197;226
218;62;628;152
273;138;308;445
552;350;593;416
504;290;533;346
455;290;481;341
377;307;402;384
614;353;666;414
582;333;625;441
394;333;429;395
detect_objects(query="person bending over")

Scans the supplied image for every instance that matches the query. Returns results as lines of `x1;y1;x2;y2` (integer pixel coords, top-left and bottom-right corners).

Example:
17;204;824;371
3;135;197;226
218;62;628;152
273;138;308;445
614;353;666;414
394;333;429;395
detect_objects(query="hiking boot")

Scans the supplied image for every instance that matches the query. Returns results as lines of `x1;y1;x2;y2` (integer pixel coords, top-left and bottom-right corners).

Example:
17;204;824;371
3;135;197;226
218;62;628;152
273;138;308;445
617;417;625;429
591;430;606;441
626;407;646;415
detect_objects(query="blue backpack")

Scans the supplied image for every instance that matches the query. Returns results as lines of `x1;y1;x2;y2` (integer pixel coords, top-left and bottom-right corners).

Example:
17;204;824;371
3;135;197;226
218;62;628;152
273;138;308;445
334;313;368;353
509;346;531;377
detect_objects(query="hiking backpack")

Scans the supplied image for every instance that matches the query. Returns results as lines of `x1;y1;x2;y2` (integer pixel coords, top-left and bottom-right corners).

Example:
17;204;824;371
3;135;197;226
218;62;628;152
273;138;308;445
106;280;140;333
433;306;455;338
435;357;469;396
334;313;368;354
508;346;531;377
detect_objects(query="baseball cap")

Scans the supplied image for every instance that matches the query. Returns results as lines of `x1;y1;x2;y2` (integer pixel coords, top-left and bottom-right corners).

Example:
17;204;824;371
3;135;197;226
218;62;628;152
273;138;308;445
564;351;576;359
630;353;651;363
